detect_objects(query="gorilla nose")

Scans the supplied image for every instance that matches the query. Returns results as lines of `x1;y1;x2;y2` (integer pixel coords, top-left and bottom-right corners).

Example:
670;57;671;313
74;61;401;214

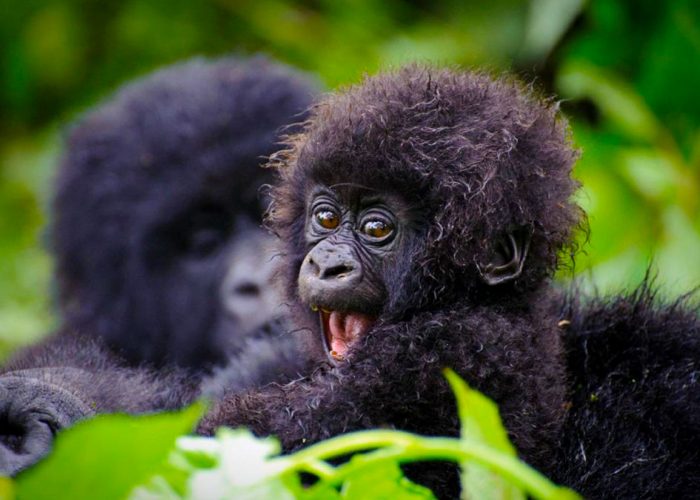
306;247;360;282
224;277;265;309
298;243;363;305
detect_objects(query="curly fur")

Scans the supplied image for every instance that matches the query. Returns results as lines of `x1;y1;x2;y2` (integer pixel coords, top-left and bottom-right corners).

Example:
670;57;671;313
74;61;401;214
552;283;700;498
51;56;318;368
268;66;583;311
198;66;700;499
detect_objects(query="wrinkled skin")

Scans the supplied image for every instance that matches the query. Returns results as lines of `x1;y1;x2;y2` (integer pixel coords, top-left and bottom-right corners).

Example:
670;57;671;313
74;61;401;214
296;184;530;362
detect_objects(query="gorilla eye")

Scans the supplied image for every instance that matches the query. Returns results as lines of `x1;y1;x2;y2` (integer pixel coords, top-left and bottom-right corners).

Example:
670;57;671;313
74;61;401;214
315;209;340;230
362;219;393;239
188;227;226;257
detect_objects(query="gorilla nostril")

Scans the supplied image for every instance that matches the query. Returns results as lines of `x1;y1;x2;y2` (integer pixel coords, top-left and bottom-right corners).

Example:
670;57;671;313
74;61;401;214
320;264;354;280
306;257;321;277
233;282;261;297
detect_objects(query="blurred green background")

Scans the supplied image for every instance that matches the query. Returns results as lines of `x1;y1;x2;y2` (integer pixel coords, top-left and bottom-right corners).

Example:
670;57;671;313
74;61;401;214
1;0;699;357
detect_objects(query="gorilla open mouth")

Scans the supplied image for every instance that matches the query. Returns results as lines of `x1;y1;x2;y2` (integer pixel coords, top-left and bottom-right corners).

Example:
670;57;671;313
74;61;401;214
317;309;375;361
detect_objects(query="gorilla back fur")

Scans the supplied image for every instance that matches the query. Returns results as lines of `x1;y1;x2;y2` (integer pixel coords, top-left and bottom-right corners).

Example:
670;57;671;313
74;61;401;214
554;283;700;497
51;56;317;368
199;66;700;498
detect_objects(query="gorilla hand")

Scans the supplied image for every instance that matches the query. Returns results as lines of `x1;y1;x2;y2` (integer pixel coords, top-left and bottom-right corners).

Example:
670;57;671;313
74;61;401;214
0;369;93;475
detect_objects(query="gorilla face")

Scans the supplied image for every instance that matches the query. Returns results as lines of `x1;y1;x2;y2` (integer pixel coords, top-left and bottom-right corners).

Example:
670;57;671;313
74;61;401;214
295;181;532;364
51;56;320;371
297;185;413;361
217;218;285;348
140;188;284;368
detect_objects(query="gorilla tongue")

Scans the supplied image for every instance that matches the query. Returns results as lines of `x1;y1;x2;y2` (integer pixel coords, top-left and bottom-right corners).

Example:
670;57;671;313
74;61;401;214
322;311;374;360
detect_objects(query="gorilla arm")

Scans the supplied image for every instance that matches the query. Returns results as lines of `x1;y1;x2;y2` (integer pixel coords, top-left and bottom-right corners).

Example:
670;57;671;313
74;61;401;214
200;322;313;399
0;322;310;476
0;332;197;475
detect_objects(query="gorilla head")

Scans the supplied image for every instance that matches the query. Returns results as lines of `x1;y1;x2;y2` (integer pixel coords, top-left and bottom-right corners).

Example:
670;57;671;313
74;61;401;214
268;66;581;364
52;56;319;370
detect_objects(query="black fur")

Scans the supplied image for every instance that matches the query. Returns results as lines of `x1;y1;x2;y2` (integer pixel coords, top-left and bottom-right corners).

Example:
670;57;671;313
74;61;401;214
0;56;319;473
197;66;700;498
2;334;193;414
552;283;700;498
0;333;196;474
201;318;309;398
198;66;577;487
51;55;318;370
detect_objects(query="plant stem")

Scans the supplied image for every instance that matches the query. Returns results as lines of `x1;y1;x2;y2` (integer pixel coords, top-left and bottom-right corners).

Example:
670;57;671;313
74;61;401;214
291;430;579;500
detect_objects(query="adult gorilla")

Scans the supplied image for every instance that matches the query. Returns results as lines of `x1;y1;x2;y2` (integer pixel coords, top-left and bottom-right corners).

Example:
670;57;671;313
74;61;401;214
0;56;319;474
51;56;318;371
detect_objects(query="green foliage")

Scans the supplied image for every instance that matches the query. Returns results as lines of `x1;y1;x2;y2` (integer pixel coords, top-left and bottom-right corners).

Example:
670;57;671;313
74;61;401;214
446;368;523;499
2;372;579;499
556;38;700;291
0;0;698;353
0;477;13;500
550;0;700;294
13;405;203;500
0;132;58;359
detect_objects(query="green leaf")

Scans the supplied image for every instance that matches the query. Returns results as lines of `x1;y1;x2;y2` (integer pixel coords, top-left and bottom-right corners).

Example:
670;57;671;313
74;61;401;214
557;61;662;143
0;476;14;500
444;369;524;500
15;405;204;500
655;207;700;293
303;484;343;500
618;148;684;204
521;0;584;61
339;456;435;500
444;369;516;456
636;0;700;147
135;428;303;500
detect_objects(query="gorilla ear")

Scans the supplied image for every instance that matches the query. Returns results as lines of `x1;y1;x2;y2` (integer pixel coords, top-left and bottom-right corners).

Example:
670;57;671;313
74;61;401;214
477;227;531;285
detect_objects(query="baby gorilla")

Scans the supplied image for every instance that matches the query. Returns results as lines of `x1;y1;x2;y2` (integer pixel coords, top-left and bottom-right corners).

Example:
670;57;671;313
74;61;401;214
199;66;700;497
51;56;318;371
